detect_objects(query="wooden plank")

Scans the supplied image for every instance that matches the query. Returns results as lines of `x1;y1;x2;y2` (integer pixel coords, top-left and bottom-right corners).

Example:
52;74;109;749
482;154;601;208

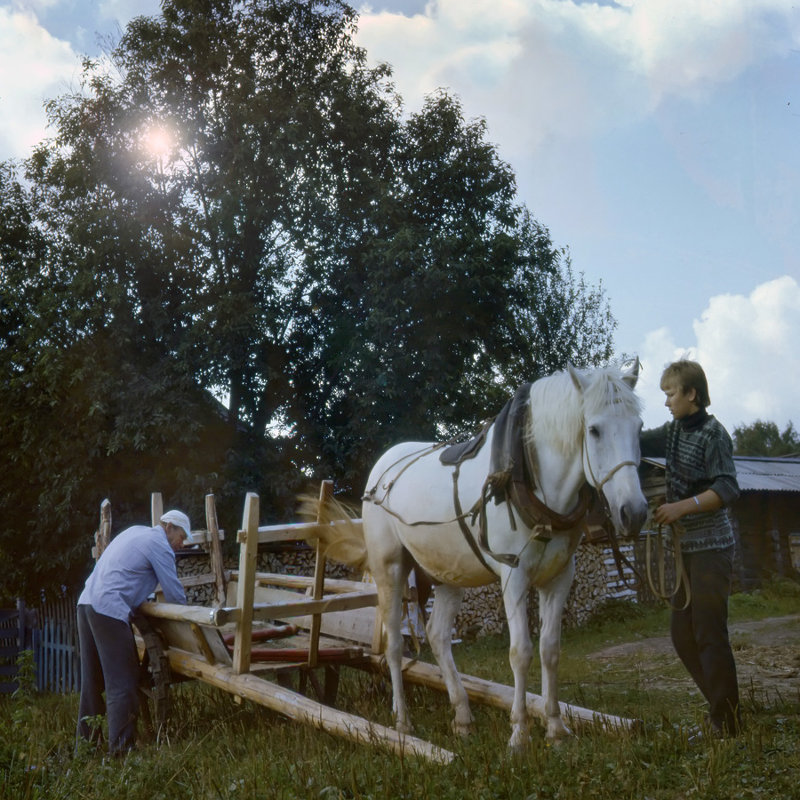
250;519;363;546
92;499;112;561
249;590;378;621
205;493;227;606
140;586;378;646
151;492;164;527
226;579;378;645
139;601;240;627
232;493;259;674
364;656;640;733
309;480;333;668
233;572;371;594
252;582;377;645
165;648;454;764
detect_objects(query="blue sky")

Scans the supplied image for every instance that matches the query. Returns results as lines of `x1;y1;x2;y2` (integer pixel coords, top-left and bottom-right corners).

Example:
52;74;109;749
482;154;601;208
2;0;798;431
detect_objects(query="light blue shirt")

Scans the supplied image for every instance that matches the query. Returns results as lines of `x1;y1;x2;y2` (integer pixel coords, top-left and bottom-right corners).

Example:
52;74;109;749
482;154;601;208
78;524;187;621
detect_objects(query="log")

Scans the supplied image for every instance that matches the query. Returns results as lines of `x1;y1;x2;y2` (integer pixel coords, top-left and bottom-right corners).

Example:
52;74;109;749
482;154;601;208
366;655;641;734
92;499;112;561
206;493;227;606
248;646;367;664
166;649;455;764
309;480;333;667
233;493;259;674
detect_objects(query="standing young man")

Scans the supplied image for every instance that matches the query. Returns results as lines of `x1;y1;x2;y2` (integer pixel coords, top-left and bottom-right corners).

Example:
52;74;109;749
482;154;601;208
641;360;741;737
76;510;191;755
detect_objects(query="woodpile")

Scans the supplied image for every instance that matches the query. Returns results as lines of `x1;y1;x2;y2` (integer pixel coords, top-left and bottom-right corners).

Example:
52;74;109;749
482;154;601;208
177;544;354;606
452;542;636;638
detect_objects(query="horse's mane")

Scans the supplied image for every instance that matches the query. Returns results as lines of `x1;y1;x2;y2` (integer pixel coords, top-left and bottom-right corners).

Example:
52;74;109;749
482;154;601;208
526;365;642;456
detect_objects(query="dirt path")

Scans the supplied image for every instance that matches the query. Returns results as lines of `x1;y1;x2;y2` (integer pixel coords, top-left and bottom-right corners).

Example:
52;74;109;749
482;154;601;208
588;615;800;698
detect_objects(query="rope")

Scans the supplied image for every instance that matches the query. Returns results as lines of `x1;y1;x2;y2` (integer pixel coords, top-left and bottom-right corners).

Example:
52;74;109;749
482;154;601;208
644;523;691;611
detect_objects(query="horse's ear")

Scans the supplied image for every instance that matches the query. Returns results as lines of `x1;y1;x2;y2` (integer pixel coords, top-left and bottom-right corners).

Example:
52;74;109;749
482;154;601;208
621;356;640;389
567;362;587;393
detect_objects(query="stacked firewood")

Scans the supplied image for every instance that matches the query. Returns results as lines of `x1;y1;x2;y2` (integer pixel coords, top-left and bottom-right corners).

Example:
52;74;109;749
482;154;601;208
453;543;636;637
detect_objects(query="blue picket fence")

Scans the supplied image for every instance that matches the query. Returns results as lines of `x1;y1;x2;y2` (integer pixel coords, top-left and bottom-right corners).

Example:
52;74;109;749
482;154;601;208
0;596;80;694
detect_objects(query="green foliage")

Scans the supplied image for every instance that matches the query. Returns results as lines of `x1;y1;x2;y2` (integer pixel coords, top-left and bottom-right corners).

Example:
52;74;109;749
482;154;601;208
0;0;616;599
733;419;800;456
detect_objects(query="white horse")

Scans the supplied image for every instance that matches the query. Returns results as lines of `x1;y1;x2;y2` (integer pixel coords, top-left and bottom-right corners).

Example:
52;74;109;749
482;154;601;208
322;362;647;749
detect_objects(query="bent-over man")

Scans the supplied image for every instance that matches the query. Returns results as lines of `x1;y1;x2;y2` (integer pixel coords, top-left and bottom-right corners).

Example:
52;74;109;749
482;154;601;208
76;509;190;754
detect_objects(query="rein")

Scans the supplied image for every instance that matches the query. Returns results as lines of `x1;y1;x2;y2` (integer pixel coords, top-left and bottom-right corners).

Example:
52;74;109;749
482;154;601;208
580;434;647;593
644;523;691;611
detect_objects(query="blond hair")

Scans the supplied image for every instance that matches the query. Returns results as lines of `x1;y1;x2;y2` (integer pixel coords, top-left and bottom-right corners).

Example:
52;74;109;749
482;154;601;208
660;360;710;408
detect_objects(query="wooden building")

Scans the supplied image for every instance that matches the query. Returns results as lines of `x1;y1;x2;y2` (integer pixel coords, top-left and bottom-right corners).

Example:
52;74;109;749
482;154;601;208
639;456;800;590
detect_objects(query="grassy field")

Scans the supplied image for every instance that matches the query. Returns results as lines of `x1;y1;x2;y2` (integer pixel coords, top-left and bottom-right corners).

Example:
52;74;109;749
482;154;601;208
2;579;798;800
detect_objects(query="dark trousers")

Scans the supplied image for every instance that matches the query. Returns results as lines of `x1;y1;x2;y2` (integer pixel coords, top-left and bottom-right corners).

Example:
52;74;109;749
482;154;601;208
671;546;741;735
76;604;141;754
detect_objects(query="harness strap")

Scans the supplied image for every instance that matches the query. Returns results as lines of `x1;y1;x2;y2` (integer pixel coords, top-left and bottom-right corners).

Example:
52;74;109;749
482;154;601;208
451;465;496;571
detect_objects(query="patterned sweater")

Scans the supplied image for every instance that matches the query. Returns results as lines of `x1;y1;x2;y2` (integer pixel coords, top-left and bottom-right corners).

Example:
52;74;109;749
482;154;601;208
641;410;740;553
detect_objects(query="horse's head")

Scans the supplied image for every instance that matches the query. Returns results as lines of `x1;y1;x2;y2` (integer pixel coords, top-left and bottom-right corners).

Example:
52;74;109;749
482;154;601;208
568;359;648;537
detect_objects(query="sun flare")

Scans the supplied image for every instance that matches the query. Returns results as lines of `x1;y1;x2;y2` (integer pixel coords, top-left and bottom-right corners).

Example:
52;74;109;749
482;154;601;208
141;125;173;159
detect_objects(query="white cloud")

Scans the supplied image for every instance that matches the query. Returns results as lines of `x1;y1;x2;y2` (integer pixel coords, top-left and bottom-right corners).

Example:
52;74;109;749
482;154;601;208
637;276;800;432
356;0;800;153
0;7;79;159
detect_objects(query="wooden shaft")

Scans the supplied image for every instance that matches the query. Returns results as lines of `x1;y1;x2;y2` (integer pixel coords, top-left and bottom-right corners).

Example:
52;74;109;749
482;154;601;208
166;649;455;764
366;655;641;733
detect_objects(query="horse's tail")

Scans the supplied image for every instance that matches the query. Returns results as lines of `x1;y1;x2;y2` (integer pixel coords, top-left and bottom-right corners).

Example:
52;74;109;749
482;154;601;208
297;492;368;571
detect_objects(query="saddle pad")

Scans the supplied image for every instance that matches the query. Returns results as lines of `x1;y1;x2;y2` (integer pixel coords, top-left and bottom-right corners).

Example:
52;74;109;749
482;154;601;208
439;424;490;465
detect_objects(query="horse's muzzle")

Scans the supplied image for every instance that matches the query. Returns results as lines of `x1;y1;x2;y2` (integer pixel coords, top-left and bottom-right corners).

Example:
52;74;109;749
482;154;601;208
617;498;648;537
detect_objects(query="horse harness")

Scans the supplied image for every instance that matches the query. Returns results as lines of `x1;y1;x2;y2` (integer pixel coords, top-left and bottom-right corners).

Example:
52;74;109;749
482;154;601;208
363;383;637;573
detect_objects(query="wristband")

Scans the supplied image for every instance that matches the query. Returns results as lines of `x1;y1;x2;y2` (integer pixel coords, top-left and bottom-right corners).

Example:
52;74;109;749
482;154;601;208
692;496;700;507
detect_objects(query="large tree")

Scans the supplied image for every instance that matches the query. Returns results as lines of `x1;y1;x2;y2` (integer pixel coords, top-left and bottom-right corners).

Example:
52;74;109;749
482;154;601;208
0;0;615;601
733;420;800;457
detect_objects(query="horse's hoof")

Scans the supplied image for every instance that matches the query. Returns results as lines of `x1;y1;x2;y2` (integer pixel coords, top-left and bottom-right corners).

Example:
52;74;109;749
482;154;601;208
452;721;474;738
508;726;530;752
545;719;572;742
395;720;414;736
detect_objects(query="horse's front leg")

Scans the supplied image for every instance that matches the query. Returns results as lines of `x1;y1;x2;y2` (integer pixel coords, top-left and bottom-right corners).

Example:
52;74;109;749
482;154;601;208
537;558;575;741
501;569;534;750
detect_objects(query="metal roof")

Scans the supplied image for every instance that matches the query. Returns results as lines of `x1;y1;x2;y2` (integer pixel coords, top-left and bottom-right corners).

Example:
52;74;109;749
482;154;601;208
641;456;800;494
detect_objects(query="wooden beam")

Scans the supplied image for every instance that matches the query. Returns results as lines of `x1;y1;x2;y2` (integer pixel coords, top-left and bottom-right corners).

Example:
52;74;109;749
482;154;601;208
205;493;227;606
232;572;373;594
165;649;454;764
151;492;164;527
247;519;363;546
138;601;240;627
249;590;378;622
232;493;259;674
309;480;333;668
365;655;641;734
92;499;112;561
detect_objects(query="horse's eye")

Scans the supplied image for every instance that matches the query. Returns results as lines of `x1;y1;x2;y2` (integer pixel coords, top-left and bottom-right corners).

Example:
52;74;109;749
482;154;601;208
588;426;600;438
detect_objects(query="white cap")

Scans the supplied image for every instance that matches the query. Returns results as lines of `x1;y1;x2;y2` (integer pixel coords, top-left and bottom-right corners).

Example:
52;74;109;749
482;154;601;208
160;509;193;543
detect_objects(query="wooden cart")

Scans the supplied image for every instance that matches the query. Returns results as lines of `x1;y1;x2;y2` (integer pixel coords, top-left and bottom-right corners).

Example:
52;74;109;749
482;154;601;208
100;484;637;764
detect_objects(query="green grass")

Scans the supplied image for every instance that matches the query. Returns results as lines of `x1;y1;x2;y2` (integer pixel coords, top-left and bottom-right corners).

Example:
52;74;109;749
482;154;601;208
2;580;799;800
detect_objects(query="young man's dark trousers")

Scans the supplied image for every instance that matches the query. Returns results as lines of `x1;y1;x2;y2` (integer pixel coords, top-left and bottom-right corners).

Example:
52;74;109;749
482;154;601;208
671;546;741;735
76;604;141;754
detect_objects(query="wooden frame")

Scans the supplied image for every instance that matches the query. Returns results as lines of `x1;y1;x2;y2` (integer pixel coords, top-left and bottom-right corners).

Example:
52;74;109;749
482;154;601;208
130;485;639;762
